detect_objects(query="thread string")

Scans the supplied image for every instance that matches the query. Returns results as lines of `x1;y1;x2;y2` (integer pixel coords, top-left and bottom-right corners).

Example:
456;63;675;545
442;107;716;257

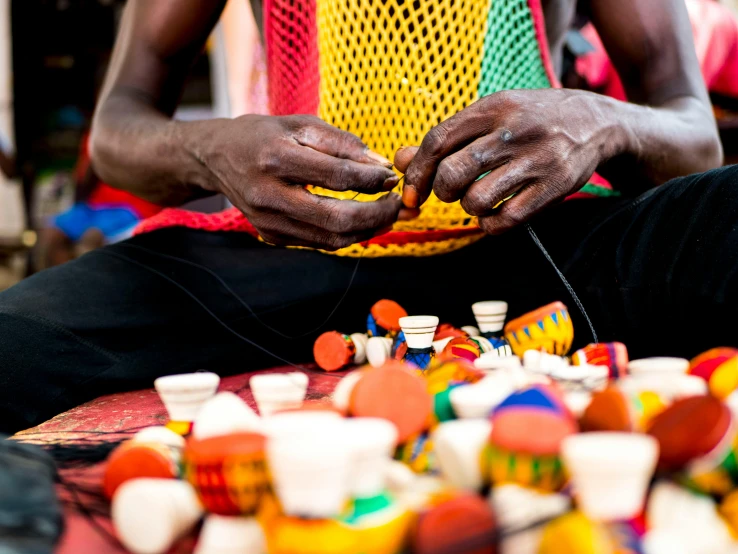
526;223;598;344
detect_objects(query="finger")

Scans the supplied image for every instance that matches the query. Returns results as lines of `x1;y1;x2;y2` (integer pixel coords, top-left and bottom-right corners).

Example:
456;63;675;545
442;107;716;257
477;182;565;235
288;115;393;168
274;144;398;194
433;134;511;203
394;146;419;174
459;160;532;217
259;216;392;251
280;188;404;235
403;107;492;207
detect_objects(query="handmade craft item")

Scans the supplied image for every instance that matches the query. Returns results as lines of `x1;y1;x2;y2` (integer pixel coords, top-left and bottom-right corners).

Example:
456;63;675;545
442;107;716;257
618;373;706;404
367;299;408;338
473;353;523;371
491;484;570;554
395;432;436;474
434;323;469;342
537;511;617;554
628;357;689;376
332;369;365;413
647;395;733;471
648;395;738;495
471;301;508;337
154;372;220;435
433;419;491;491
423;358;485;423
561;432;659;521
504;301;573;357
441;336;482;362
647;480;735;554
486;385;577;491
571;342;629;379
194;515;266;554
314;331;369;371
474;335;513;357
547;364;609;393
112;478;203;554
263;410;344;442
342;417;398;498
267;432;353;518
461;325;481;337
448;371;517;420
184;432;270;516
348;363;432;443
103;426;184;499
410;493;497;554
338;493;412;554
689;347;738;400
398;316;439;370
366;336;394;368
265;516;358;554
580;387;637;432
193;392;262;439
249;372;308;416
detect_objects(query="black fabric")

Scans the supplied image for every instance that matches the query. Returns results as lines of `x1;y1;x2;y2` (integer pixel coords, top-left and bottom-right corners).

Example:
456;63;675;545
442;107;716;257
2;166;738;433
0;437;63;554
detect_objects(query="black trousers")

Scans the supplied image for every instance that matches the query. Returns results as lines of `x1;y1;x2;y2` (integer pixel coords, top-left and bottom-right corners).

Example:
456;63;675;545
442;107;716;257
2;166;738;433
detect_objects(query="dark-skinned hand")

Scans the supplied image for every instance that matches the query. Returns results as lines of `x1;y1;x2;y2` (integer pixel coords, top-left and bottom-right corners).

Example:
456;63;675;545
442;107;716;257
207;114;414;250
396;89;624;234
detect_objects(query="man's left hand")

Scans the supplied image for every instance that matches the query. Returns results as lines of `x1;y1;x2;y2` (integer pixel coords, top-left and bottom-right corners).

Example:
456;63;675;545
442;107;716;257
397;89;626;234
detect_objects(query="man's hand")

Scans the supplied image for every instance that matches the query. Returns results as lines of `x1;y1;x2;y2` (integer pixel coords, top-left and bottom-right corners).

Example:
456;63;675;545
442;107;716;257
397;89;626;235
200;114;406;250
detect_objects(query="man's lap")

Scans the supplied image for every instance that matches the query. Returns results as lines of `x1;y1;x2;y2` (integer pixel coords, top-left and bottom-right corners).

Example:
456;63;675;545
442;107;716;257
2;165;738;431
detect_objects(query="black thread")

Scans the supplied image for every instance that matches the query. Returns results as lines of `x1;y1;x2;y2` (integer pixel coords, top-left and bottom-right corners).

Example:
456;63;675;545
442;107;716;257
118;242;365;340
526;223;598;344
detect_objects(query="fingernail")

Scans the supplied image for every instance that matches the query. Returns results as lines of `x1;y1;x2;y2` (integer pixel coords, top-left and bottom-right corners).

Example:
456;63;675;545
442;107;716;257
402;187;419;209
398;207;421;221
366;149;393;168
383;175;399;190
373;225;394;237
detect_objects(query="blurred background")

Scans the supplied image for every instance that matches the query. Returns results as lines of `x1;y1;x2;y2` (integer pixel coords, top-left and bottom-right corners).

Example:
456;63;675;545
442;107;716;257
0;0;737;290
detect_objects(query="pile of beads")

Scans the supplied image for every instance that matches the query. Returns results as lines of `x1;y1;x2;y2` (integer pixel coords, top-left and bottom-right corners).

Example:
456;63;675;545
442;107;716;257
106;298;738;554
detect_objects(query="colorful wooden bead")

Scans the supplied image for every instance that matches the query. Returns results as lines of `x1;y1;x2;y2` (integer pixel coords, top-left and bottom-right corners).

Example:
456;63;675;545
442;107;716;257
434;323;468;341
266;516;358;554
647;396;733;475
571;342;629;380
313;331;368;371
349;364;432;444
184;432;270;516
441;336;482;362
366;336;393;368
689;347;738;400
338;492;412;554
471;301;508;336
433;419;491;491
399;316;439;371
486;385;577;492
103;428;183;499
367;299;408;338
561;432;658;521
503;301;574;357
112;479;203;554
411;493;497;554
580;387;635;433
538;511;618;554
395;431;436;474
154;372;221;436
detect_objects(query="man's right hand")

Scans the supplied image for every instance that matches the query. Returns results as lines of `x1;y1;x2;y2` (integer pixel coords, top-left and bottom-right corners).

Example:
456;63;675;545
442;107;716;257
199;114;405;251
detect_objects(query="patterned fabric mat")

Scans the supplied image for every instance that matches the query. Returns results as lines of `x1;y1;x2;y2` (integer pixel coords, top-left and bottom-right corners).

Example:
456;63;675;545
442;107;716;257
14;365;343;554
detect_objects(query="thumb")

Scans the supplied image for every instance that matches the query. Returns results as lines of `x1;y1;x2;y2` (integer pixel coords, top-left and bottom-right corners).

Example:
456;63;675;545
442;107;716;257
393;146;419;174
